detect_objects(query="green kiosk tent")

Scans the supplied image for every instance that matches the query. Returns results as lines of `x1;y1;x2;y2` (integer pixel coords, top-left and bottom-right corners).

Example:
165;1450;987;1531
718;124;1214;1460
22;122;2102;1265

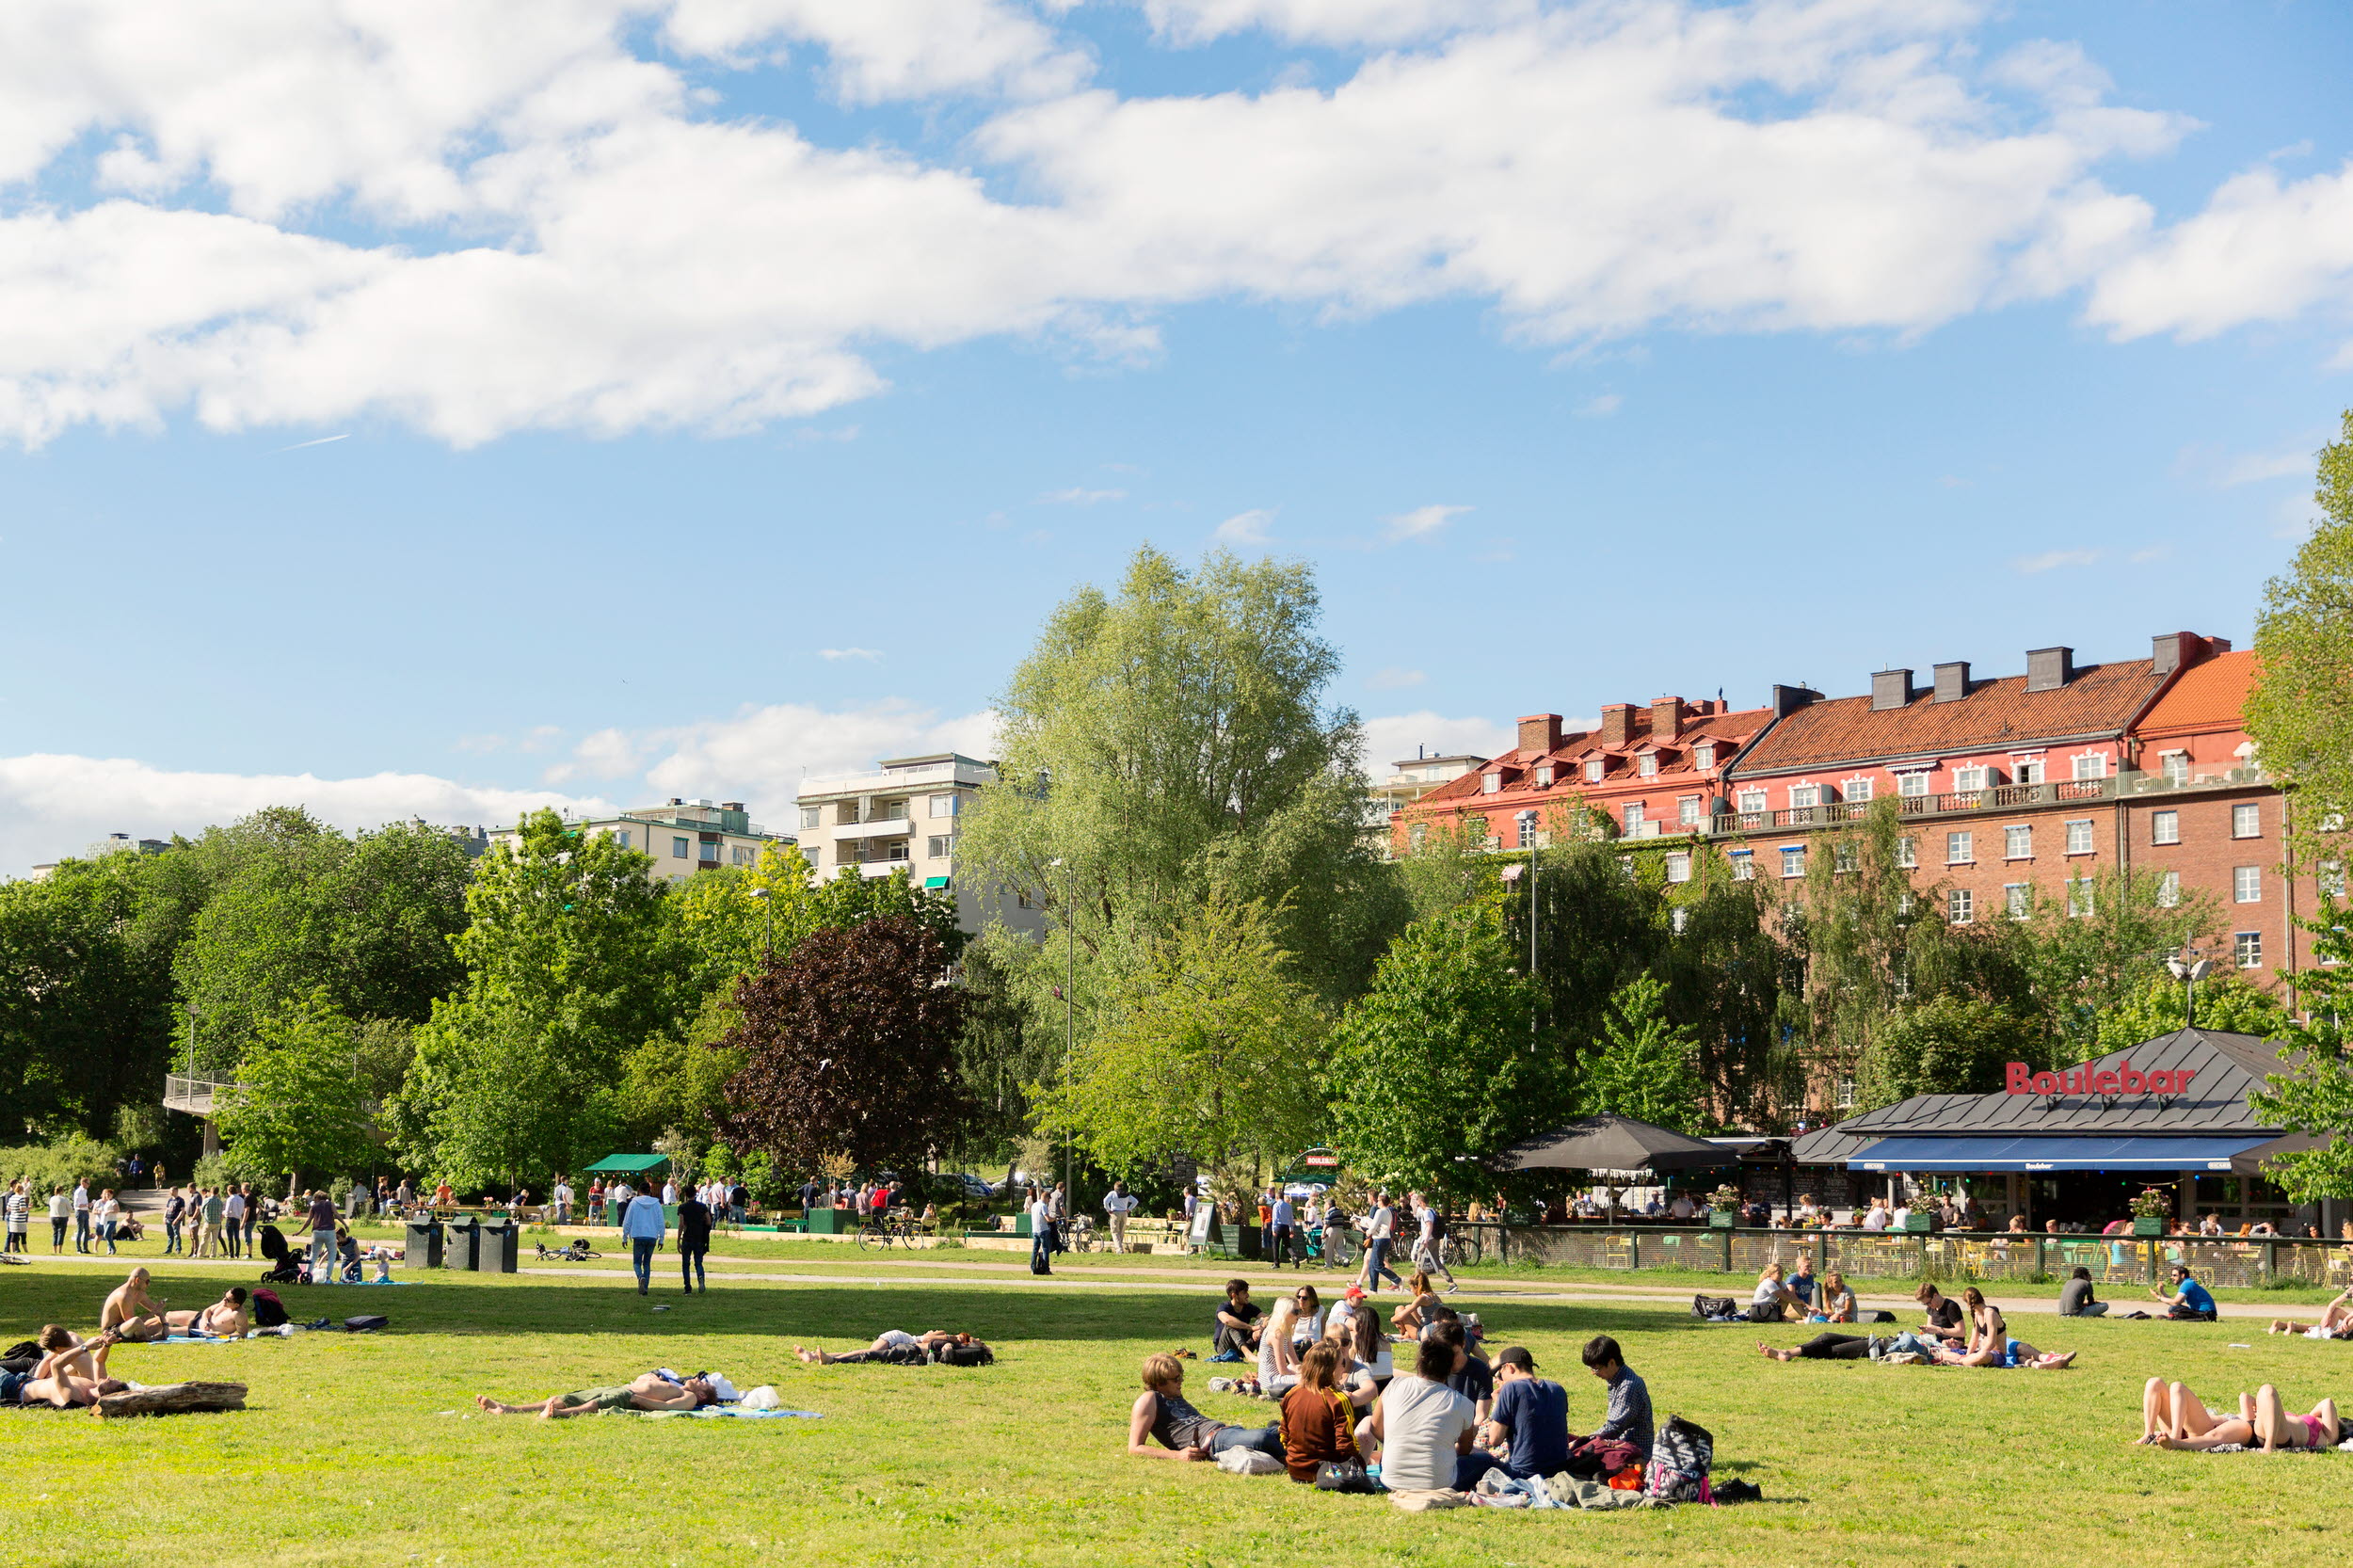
583;1154;670;1177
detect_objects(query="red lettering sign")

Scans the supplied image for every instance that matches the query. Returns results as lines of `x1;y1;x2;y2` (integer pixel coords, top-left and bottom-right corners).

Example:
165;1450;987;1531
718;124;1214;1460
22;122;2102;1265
2004;1063;2193;1097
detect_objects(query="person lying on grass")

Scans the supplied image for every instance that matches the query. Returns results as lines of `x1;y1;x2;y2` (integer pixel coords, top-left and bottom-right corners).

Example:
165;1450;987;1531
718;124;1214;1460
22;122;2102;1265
161;1288;249;1339
1127;1352;1286;1464
7;1330;115;1409
99;1268;168;1341
29;1326;129;1394
2138;1378;2341;1450
476;1372;719;1418
792;1330;986;1365
1933;1288;2075;1369
2267;1288;2353;1339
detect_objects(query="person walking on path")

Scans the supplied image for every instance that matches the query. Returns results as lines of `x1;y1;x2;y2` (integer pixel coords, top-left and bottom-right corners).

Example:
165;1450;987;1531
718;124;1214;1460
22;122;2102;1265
676;1187;712;1294
1356;1192;1404;1293
160;1188;184;1256
1269;1192;1297;1270
56;1186;80;1254
1029;1189;1055;1276
3;1180;28;1254
93;1189;120;1254
197;1187;225;1258
72;1179;91;1254
1104;1182;1139;1254
553;1177;574;1225
1408;1192;1459;1291
621;1185;666;1295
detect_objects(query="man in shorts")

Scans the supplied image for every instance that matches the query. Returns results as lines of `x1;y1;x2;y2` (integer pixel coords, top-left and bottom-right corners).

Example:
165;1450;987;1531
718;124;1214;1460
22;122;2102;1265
99;1268;170;1341
475;1371;718;1418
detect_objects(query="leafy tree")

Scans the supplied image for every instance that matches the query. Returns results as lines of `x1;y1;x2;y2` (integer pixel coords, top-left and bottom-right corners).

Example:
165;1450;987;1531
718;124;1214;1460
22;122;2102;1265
810;867;967;962
2249;906;2353;1201
1653;847;1798;1127
618;991;747;1153
722;917;973;1175
666;844;823;1001
2004;868;2220;1060
1576;974;1702;1131
2248;408;2353;864
396;808;681;1185
1324;900;1557;1199
213;988;378;1188
1864;995;2041;1103
1032;900;1326;1183
2092;969;2291;1052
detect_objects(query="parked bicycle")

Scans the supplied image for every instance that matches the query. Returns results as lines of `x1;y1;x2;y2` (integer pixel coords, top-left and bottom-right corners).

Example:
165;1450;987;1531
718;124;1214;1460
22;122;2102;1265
535;1240;601;1262
856;1211;921;1251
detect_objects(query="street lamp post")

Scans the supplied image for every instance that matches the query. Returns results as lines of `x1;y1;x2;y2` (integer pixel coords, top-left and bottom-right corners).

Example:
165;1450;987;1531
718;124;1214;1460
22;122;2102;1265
749;885;774;957
2167;954;2213;1030
1050;857;1075;1201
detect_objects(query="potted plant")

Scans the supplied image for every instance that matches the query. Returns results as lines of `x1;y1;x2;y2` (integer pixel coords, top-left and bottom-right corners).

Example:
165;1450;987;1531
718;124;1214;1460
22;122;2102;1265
2129;1187;2171;1236
1706;1184;1741;1228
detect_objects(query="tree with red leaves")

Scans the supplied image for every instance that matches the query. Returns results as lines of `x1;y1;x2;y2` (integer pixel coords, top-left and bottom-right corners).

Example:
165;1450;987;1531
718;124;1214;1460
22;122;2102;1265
721;916;973;1175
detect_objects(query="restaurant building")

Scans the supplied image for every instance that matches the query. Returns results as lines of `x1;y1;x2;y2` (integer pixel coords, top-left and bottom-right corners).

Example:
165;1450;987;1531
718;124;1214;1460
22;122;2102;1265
1788;1028;2341;1235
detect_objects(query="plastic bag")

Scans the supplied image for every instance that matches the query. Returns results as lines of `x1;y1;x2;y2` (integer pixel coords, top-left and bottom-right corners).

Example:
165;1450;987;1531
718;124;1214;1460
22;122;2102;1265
1214;1447;1284;1476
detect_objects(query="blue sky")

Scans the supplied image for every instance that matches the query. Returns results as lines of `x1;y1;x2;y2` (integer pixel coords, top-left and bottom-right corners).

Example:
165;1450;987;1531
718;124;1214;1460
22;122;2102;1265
2;1;2349;874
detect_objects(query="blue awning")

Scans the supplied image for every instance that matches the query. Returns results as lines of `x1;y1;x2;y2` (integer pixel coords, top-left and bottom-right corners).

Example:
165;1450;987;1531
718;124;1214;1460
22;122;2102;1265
1849;1134;2272;1174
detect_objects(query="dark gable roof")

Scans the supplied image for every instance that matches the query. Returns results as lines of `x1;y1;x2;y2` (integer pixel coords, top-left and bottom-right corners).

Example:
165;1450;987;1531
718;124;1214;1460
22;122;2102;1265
1829;1030;2290;1139
1735;658;2167;776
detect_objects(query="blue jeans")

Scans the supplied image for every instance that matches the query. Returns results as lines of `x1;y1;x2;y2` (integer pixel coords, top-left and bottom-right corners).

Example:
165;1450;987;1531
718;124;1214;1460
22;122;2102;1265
74;1210;89;1252
312;1229;338;1281
100;1220;118;1254
1363;1238;1401;1289
1031;1231;1053;1273
632;1237;657;1290
164;1220;181;1255
1208;1423;1285;1460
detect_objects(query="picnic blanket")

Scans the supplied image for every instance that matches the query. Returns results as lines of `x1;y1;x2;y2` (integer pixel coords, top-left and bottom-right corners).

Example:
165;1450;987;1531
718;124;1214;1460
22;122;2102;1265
641;1406;824;1420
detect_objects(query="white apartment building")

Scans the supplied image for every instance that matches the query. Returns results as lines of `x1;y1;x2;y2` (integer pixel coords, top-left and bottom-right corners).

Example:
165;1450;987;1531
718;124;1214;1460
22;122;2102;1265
1368;751;1488;856
795;752;1042;936
491;798;791;883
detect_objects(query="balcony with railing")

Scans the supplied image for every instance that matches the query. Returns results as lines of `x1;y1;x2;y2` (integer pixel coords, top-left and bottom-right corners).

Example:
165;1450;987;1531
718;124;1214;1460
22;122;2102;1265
1708;765;2268;837
163;1075;234;1115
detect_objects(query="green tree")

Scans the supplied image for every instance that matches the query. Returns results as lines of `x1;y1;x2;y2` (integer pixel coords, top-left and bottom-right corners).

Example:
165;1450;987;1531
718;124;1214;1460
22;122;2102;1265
213;988;378;1188
1324;900;1558;1198
2248;408;2353;865
618;991;747;1153
396;808;682;1186
2249;907;2353;1201
2092;969;2291;1052
2005;868;2220;1060
1032;900;1326;1183
1577;974;1702;1131
1864;995;2041;1103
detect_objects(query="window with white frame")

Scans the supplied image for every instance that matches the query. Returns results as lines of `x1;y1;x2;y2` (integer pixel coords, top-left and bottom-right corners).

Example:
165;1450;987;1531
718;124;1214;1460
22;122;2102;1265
730;845;751;865
803;843;824;868
1897;890;1915;917
614;829;632;850
1835;1077;1857;1110
1584;759;1605;783
1678;795;1701;826
928;835;956;858
1409;823;1428;852
2152;810;2180;845
2004;824;2032;859
1730;850;1754;881
1535;765;1553;787
1670;904;1689;934
2233;803;2261;839
1693;744;1716;771
672;836;690;858
1780;846;1806;879
2067;877;2094;918
2323;861;2348;899
2234;865;2262;904
1737;788;1767;814
1624;802;1645;833
699;840;719;862
2013;756;2044;785
2156;870;2181;907
1834;841;1858;873
1952;765;1990;792
1946;830;1973;864
1896;835;1917;869
1516;810;1538;849
2004;883;2030;920
1619;856;1635;882
2072;752;2108;780
1789;784;1819;809
1639;752;1658;777
1481;772;1501;794
1897;770;1930;798
1665;852;1691;884
2235;931;2263;968
930;792;961;818
800;806;821;829
1947;888;1974;924
1845;777;1874;803
2160;751;2189;785
2065;819;2094;855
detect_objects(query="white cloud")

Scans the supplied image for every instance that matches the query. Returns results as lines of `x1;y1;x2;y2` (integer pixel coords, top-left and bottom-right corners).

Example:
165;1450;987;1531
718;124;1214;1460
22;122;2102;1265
0;752;607;880
818;647;882;661
1040;487;1128;504
1384;503;1470;543
2129;544;2172;564
1361;712;1515;769
2013;548;2100;574
1368;667;1426;689
0;1;2332;448
1213;507;1274;544
1574;392;1622;418
631;701;999;800
2217;448;2314;488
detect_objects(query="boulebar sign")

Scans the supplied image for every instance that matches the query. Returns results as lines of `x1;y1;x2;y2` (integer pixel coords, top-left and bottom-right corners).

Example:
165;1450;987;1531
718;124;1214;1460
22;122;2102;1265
2005;1062;2196;1096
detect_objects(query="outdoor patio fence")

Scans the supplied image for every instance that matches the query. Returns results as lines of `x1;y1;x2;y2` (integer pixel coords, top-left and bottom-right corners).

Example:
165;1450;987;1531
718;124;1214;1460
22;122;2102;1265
1446;1224;2353;1290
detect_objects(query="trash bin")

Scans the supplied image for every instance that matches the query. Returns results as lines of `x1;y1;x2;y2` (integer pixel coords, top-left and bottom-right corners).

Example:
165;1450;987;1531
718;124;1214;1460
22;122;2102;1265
403;1219;444;1270
443;1215;481;1272
478;1219;519;1274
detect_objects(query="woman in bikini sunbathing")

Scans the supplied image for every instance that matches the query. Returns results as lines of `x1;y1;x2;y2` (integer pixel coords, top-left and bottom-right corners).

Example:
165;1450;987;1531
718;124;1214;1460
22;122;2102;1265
793;1330;982;1364
1936;1287;2075;1370
2267;1288;2353;1339
2250;1384;2342;1452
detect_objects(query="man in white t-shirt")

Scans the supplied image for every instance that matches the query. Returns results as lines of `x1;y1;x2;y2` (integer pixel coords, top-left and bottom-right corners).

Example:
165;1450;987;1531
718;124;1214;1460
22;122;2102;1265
609;1180;633;1228
1028;1190;1054;1276
1103;1182;1140;1253
1408;1192;1458;1290
72;1180;91;1255
1366;1336;1478;1501
222;1187;247;1259
553;1178;574;1225
1356;1192;1404;1293
1862;1199;1891;1231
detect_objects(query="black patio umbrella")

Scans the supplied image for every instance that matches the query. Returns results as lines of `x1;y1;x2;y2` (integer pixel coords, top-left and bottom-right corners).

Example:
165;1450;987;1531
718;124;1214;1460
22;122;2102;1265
1491;1114;1738;1175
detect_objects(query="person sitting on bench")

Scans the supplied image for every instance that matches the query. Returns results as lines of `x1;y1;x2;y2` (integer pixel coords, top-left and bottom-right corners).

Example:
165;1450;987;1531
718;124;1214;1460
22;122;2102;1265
792;1330;984;1364
476;1370;719;1418
1126;1352;1285;1463
2149;1265;2217;1320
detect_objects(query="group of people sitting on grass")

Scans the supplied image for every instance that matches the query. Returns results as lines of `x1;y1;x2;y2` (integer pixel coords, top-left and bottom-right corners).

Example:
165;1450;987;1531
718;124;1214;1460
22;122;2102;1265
1754;1281;2076;1369
99;1270;251;1341
2137;1378;2342;1451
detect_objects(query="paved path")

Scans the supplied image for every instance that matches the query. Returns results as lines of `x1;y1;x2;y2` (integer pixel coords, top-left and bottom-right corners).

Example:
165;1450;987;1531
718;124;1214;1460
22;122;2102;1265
7;1251;2304;1323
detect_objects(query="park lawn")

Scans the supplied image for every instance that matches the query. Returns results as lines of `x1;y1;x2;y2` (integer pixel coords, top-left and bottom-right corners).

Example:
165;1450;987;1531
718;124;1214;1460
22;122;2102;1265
3;1260;2351;1567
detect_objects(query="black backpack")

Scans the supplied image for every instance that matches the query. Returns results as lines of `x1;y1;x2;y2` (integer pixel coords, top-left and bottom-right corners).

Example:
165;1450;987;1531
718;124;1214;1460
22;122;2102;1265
931;1341;994;1367
250;1288;289;1327
1692;1294;1740;1320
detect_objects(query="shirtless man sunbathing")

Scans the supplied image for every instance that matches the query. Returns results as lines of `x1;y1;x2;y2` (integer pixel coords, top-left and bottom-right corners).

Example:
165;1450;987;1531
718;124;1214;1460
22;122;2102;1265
5;1328;115;1409
28;1326;129;1394
475;1371;718;1418
160;1288;249;1339
2267;1288;2353;1339
793;1330;983;1364
99;1269;169;1341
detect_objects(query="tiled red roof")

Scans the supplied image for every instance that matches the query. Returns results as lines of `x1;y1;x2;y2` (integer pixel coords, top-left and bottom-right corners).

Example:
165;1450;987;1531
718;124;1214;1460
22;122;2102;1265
1408;705;1774;813
2137;650;2257;739
1735;660;2166;775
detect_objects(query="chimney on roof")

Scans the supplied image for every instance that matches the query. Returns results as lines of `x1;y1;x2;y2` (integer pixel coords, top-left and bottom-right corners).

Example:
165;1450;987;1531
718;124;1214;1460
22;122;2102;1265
721;800;744;812
1648;696;1686;742
1769;684;1818;718
1870;669;1914;712
1516;713;1563;756
1932;662;1971;703
1600;703;1637;748
2025;646;2075;693
2151;631;2229;677
668;797;684;806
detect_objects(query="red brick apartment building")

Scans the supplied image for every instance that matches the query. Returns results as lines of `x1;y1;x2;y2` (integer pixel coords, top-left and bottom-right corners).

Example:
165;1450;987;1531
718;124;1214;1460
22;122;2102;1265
1401;632;2338;986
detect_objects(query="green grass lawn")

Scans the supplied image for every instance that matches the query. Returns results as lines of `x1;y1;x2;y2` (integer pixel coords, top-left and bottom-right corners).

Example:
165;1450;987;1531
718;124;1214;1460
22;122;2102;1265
6;1246;2352;1567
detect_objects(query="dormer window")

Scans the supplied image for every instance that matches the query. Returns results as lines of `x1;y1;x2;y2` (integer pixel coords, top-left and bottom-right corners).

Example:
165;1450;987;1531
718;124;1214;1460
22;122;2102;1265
1584;759;1604;783
1693;744;1716;771
1535;765;1554;787
1638;752;1658;777
1481;772;1502;794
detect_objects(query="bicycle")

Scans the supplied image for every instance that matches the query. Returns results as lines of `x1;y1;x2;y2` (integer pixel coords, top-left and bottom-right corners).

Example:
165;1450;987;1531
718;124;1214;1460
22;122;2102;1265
536;1240;601;1262
1063;1216;1096;1254
857;1212;920;1251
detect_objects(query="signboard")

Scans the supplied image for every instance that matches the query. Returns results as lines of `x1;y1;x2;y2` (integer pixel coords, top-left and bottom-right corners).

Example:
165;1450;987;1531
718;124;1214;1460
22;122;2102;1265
1187;1204;1215;1249
1302;1149;1339;1169
2005;1062;2196;1096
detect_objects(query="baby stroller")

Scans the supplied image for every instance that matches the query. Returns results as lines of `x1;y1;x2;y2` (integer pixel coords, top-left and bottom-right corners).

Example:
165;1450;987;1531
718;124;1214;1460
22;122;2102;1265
255;1223;300;1284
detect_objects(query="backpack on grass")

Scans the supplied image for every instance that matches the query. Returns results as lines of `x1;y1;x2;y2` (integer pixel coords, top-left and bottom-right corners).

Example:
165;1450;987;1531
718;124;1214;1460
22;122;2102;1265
249;1288;289;1328
1644;1415;1714;1504
931;1341;994;1368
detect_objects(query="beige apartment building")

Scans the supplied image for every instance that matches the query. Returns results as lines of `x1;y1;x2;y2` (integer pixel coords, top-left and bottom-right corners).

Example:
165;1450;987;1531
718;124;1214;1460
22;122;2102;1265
1367;751;1488;856
491;798;791;882
795;752;1043;936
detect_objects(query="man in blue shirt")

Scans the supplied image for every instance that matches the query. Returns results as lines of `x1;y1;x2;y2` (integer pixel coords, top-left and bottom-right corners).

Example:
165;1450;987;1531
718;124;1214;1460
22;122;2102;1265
1584;1334;1654;1459
1456;1345;1569;1489
2151;1264;2218;1320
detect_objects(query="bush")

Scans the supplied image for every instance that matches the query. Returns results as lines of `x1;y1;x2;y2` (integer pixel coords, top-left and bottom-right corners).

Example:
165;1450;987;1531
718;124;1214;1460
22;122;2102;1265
0;1134;123;1197
192;1149;269;1192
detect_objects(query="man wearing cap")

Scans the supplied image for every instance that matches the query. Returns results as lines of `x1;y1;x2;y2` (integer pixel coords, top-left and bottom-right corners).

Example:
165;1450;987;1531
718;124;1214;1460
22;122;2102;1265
1462;1345;1570;1487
